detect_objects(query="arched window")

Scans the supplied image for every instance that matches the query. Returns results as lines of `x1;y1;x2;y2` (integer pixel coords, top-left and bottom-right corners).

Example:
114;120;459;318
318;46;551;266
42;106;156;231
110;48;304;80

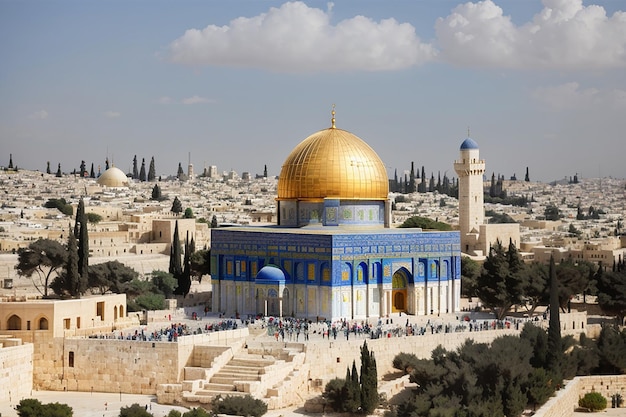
7;314;21;330
39;317;49;330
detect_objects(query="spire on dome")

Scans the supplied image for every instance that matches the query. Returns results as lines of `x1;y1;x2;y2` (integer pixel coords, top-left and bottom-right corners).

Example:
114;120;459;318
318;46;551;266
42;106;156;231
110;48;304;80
331;104;336;129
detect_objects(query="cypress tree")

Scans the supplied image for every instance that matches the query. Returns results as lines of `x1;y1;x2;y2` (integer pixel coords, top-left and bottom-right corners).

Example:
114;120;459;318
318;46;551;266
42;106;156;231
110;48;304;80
75;198;89;297
46;161;51;174
409;162;415;193
177;162;184;179
90;163;95;178
177;231;192;297
132;155;138;179
360;340;378;414
169;220;182;279
148;157;156;181
139;158;146;182
547;256;563;382
56;163;62;177
66;231;80;297
171;196;183;215
211;215;218;229
151;184;162;200
263;164;267;178
105;158;109;170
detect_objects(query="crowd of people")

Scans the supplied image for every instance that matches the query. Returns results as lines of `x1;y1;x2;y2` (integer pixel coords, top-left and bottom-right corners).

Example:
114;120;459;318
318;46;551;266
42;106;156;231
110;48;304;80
89;310;536;343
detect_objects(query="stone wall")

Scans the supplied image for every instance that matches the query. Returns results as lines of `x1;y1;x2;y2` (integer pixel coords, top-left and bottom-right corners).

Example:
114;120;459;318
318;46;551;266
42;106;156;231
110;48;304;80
301;329;519;384
0;338;33;402
42;328;251;395
533;375;626;417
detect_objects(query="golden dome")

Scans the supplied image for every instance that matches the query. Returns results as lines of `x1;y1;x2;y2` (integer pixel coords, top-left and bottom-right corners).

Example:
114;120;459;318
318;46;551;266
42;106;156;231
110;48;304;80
278;126;389;201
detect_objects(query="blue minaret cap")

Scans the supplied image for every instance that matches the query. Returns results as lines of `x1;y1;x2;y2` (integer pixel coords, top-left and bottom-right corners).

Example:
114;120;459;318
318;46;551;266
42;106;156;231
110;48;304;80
460;137;479;150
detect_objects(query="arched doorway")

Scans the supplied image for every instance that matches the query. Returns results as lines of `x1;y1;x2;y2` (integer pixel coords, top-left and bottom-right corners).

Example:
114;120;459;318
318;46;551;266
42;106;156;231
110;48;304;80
39;317;49;330
392;269;408;313
7;314;21;330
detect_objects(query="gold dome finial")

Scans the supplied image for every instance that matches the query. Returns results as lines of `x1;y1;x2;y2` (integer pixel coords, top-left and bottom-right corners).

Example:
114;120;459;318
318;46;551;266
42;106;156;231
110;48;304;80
331;104;336;129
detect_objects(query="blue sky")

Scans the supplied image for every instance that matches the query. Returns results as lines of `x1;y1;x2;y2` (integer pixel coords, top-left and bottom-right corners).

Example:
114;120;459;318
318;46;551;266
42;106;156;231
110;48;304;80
1;0;625;182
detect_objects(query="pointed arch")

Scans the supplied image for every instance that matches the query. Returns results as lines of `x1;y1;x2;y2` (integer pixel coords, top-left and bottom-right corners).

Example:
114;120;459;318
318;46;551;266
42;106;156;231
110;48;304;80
7;314;21;330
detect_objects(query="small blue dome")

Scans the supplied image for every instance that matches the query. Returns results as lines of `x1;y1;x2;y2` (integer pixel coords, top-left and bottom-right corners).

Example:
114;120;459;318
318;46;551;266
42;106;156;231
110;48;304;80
460;137;479;150
256;265;285;281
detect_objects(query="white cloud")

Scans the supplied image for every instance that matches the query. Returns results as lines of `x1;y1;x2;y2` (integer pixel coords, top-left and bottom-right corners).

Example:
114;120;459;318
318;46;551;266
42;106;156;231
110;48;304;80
157;96;173;104
181;95;215;105
166;1;435;73
104;111;121;118
28;110;48;120
436;0;626;70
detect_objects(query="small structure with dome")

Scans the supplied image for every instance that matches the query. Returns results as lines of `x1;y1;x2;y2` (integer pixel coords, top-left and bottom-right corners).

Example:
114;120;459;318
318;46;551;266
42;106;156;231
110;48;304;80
97;166;130;188
210;109;461;320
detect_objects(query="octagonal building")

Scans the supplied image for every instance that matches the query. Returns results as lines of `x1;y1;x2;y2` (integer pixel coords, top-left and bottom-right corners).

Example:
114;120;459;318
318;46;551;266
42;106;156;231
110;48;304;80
210;110;460;321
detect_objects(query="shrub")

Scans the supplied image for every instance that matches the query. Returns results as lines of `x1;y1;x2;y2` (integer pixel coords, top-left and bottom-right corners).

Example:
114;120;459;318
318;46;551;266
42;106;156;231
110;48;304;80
119;403;151;417
579;392;607;411
392;352;419;374
211;395;268;417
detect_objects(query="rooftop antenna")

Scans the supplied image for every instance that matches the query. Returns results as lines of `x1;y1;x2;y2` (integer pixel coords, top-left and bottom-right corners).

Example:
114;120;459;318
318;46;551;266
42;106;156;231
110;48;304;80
467;126;471;137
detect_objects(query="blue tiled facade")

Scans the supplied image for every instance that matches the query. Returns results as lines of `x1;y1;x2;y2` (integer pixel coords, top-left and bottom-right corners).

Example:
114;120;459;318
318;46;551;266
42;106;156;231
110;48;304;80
211;227;461;320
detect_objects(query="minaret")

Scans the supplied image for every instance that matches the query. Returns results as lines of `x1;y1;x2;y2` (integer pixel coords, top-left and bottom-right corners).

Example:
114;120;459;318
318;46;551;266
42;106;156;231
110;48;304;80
187;152;194;181
453;134;485;253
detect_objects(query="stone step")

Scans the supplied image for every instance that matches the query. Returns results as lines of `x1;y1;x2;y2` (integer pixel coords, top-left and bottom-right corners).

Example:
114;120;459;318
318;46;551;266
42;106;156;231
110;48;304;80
229;357;275;367
220;366;262;375
202;382;237;392
210;375;261;385
192;390;249;398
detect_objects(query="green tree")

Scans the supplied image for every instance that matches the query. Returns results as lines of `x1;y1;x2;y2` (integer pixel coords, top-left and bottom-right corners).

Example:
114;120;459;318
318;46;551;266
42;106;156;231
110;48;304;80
119;403;152;417
148;156;156;181
210;215;218;229
175;231;192;297
398;216;452;231
50;232;80;297
547;256;563;383
210;395;267;417
75;198;89;296
460;256;481;298
56;163;62;177
595;266;626;324
171;196;183;215
579;392;607;411
183;207;194;219
139;158;146;182
16;398;73;417
475;240;527;320
151;270;177;299
131;293;166;311
151;184;162;200
87;260;139;294
190;249;211;283
167;411;182;417
169;221;183;279
544;204;562;221
44;198;73;216
15;239;67;297
132;155;138;179
596;324;626;374
86;212;102;224
360;340;378;414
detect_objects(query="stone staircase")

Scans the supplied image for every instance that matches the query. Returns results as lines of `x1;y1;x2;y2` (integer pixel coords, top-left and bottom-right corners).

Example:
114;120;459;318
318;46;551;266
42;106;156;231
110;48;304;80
178;343;305;407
